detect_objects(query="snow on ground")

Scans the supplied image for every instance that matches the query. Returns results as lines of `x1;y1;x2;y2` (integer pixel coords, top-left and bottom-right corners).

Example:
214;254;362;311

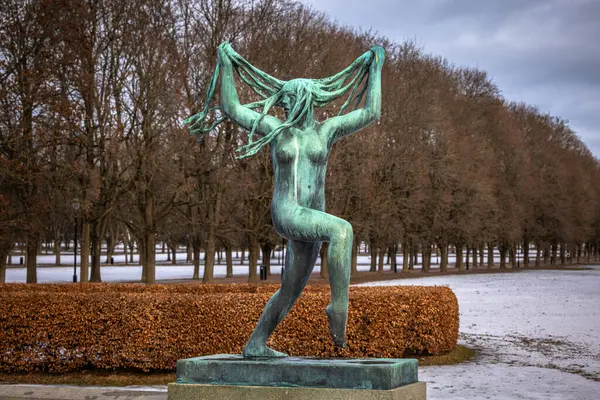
6;250;538;283
5;251;599;398
4;252;354;283
358;266;600;399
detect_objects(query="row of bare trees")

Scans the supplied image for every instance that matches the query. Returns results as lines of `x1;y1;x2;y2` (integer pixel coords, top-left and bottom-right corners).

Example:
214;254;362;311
1;0;599;284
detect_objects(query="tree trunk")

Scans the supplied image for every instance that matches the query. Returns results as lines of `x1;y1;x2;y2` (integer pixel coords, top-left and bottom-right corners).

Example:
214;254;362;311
389;245;397;272
509;245;516;268
144;231;156;284
123;238;129;265
535;242;541;267
192;240;201;280
549;243;556;265
248;238;259;282
487;242;494;268
225;245;233;278
0;249;7;283
411;242;418;270
320;242;329;279
456;244;464;271
204;191;221;284
139;240;147;282
89;221;103;282
203;234;216;283
402;240;409;273
80;222;91;282
261;243;272;276
440;243;448;272
479;244;484;266
559;243;566;265
471;246;477;269
523;238;530;268
26;234;38;283
0;243;13;283
129;241;135;263
369;241;377;272
54;239;61;266
105;233;116;264
186;238;193;263
351;240;358;277
408;239;415;271
499;244;507;269
240;248;245;264
465;246;470;270
90;215;109;282
378;247;385;273
422;244;430;273
171;244;177;265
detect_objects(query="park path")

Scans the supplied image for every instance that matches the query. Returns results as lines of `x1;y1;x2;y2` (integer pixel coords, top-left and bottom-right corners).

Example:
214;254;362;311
0;384;167;400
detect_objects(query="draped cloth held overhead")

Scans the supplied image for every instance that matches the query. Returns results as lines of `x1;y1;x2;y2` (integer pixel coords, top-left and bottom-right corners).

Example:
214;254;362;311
185;43;375;159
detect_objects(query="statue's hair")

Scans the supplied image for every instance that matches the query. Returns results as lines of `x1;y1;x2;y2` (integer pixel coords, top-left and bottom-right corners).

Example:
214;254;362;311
185;43;373;159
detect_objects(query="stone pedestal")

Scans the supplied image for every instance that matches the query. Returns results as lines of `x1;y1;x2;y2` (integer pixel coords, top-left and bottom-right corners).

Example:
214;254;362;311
168;382;426;400
168;354;426;399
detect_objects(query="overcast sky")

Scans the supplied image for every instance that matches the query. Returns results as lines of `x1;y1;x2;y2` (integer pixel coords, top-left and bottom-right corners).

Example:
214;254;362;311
302;0;600;158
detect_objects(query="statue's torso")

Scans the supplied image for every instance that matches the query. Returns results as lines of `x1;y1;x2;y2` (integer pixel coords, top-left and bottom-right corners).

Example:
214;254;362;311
270;124;330;214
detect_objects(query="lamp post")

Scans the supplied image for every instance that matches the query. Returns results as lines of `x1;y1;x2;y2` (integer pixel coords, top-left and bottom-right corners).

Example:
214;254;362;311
72;199;80;283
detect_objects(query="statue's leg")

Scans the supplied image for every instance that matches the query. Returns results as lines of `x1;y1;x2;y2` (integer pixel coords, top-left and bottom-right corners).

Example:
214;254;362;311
242;239;320;358
323;222;353;348
272;205;354;348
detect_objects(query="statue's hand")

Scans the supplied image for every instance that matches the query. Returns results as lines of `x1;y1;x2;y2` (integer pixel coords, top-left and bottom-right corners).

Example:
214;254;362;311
218;43;233;68
370;46;385;65
219;42;236;57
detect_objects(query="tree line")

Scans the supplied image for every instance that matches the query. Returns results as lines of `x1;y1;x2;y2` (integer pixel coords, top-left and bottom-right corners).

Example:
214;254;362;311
1;0;599;284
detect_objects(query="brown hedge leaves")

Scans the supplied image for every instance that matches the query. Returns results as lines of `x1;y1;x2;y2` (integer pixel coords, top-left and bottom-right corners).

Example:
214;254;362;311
0;284;458;372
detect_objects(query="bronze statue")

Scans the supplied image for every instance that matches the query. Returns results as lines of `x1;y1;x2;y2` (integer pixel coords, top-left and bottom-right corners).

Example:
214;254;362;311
187;42;384;357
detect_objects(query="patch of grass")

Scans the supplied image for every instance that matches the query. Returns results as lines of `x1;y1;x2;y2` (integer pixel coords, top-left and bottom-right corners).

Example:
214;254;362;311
413;345;477;366
0;346;476;386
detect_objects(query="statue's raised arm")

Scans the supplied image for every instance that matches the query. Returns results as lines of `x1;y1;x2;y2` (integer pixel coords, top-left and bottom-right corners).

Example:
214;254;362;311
322;46;385;146
185;42;383;159
218;43;282;139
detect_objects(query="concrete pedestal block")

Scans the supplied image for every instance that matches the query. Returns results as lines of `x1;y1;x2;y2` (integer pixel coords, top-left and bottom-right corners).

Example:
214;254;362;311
167;382;426;400
176;355;418;390
170;355;426;399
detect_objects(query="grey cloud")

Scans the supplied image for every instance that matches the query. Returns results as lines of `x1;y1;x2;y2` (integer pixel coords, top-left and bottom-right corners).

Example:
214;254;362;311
301;0;600;157
429;0;542;26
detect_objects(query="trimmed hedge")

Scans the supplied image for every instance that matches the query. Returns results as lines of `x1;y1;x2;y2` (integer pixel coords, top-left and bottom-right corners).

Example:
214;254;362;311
0;284;458;372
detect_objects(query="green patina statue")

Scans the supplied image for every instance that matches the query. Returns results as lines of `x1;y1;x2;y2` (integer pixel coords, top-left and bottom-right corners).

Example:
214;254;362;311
187;42;384;357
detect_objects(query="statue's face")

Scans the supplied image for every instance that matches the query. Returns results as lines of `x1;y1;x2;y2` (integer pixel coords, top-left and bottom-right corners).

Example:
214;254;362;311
279;91;296;118
278;79;311;119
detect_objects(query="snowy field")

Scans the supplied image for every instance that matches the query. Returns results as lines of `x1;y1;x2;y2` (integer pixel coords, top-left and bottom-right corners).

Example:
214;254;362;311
359;267;600;399
5;251;363;283
5;250;540;283
3;254;600;398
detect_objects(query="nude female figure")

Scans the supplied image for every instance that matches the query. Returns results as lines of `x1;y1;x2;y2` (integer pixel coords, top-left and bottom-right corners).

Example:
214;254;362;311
190;42;384;357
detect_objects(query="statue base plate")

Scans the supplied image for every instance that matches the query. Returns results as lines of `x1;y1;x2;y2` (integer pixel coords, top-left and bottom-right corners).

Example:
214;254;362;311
168;382;427;400
175;354;419;390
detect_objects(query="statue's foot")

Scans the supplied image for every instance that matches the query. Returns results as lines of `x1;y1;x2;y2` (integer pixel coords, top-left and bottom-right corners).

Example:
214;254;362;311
325;304;347;348
242;344;288;358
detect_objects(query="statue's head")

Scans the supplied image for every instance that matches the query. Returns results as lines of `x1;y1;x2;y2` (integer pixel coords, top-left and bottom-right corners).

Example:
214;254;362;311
277;79;314;119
